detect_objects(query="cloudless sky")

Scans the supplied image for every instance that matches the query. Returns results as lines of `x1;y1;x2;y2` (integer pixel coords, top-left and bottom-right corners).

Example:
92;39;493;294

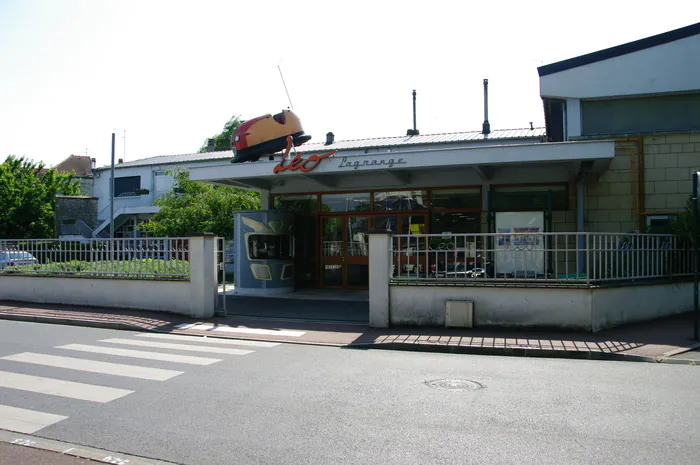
0;0;697;169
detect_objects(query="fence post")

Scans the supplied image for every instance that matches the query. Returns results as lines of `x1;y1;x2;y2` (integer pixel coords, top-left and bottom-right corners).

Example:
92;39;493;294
188;233;217;318
368;231;391;328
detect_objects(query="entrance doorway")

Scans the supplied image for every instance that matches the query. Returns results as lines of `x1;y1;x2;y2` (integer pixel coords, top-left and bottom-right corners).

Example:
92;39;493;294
320;216;370;288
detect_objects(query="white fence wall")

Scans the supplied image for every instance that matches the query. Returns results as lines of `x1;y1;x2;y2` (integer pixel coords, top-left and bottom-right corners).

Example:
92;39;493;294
0;235;217;318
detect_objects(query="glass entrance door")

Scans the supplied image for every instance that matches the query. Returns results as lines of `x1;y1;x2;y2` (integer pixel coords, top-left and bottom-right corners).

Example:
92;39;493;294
320;216;369;288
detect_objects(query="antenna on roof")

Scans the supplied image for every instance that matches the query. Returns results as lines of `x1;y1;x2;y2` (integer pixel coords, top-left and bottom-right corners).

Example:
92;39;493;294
277;60;294;110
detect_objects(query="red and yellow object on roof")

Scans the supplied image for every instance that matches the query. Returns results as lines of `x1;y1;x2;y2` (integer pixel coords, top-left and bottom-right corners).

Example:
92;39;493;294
231;110;312;163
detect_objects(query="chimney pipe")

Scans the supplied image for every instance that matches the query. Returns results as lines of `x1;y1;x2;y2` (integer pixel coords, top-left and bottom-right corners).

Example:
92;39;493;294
406;89;420;136
118;158;123;164
482;79;491;136
325;132;335;145
207;138;216;152
90;158;96;169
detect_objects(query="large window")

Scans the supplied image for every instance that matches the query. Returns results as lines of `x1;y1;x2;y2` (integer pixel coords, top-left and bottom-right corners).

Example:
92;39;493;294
247;234;294;260
114;176;141;197
430;187;481;210
321;193;370;212
373;190;427;211
491;184;567;211
275;195;318;213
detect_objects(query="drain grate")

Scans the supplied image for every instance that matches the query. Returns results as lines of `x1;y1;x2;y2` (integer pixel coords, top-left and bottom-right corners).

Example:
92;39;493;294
424;379;484;391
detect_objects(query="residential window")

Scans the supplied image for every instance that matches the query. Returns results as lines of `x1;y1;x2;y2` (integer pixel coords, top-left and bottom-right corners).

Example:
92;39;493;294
646;215;676;234
491;184;567;211
373;190;428;211
114;176;141;197
430;187;481;210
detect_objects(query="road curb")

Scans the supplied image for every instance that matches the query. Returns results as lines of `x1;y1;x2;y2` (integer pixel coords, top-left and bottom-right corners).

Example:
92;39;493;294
0;313;142;331
0;429;181;465
349;342;659;363
0;312;689;364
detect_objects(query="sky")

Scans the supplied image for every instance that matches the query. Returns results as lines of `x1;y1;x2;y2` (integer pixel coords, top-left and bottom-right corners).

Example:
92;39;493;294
0;0;697;169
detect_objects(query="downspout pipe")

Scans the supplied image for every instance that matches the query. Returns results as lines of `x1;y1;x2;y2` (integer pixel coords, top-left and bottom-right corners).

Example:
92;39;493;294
577;173;586;275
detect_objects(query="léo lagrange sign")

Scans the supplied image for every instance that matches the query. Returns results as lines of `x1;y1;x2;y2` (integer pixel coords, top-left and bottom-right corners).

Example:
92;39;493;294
273;143;407;174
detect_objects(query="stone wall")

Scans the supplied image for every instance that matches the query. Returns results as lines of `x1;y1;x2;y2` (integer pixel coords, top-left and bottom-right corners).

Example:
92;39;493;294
643;133;700;214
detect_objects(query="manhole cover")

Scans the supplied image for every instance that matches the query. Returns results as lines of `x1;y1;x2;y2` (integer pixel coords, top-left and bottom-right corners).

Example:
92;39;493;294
424;379;484;391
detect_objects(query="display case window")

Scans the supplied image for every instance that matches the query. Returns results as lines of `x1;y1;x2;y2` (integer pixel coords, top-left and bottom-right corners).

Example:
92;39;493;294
247;234;294;260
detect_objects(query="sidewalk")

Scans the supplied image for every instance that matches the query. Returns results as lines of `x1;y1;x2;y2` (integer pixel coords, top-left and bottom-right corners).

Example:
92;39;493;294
1;300;698;364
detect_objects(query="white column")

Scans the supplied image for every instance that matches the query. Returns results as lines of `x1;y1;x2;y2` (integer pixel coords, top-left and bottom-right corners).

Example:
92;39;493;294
368;232;391;328
261;190;273;210
566;98;582;139
188;234;217;318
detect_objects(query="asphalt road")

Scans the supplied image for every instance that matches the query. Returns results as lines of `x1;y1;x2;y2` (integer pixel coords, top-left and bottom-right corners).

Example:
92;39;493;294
0;320;699;465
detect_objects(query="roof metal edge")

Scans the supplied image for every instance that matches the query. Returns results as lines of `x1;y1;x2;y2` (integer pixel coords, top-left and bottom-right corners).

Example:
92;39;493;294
538;21;700;77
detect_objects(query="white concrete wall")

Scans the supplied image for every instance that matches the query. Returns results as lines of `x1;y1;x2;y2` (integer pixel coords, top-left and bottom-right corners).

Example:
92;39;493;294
383;281;693;331
540;34;700;99
389;285;593;330
591;282;693;331
0;235;217;318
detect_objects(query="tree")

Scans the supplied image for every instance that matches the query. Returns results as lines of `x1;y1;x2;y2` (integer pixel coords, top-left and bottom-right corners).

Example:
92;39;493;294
138;169;260;239
0;155;81;239
199;115;243;153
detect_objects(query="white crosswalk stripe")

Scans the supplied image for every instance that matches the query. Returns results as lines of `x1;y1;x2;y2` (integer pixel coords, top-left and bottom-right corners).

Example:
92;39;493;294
175;323;306;337
1;352;183;381
137;333;280;347
0;404;68;434
99;338;255;355
56;343;223;365
0;370;133;403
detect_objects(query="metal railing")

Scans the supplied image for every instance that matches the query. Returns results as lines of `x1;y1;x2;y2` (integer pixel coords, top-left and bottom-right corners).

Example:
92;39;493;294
0;237;189;280
390;232;692;285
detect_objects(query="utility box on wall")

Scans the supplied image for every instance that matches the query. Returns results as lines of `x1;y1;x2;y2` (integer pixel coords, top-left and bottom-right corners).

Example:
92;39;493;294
445;300;474;328
233;210;295;296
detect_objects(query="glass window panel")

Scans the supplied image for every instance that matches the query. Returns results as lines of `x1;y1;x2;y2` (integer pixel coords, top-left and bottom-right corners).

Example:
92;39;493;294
347;217;369;257
491;185;567;211
274;195;318;213
373;190;427;211
402;215;426;235
430;188;481;210
347;264;369;287
322;217;343;256
374;216;398;233
323;264;343;286
321;193;370;212
247;234;294;259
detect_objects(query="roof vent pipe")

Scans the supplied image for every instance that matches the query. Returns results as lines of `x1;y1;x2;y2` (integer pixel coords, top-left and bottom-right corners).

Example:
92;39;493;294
406;89;420;136
118;158;123;164
207;138;216;152
325;132;335;145
482;79;491;136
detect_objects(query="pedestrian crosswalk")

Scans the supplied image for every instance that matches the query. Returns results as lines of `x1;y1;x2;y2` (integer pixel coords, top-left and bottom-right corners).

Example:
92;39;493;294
0;331;279;434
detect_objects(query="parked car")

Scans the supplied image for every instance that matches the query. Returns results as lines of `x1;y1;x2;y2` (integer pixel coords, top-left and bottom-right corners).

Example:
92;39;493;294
0;251;38;269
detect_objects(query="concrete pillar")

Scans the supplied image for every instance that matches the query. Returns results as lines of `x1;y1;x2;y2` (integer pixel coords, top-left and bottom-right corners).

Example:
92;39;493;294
577;174;586;274
261;190;273;210
188;233;218;318
368;231;392;328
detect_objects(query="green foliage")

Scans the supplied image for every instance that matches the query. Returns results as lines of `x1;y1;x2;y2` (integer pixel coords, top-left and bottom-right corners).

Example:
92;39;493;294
138;169;260;239
4;259;188;278
199;115;243;153
0;155;81;239
669;196;698;240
